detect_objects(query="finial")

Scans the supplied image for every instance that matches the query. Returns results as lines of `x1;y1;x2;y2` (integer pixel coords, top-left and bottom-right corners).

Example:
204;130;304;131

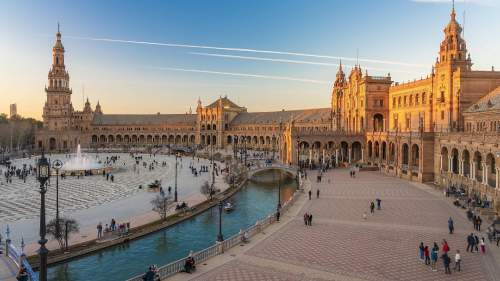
58;22;60;33
451;0;456;19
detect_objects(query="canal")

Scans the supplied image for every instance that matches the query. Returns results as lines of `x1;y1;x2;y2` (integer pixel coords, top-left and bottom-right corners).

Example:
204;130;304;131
48;170;296;281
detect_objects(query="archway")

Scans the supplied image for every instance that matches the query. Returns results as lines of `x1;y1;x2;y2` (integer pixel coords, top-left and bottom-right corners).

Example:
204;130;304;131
411;144;419;171
49;138;57;150
486;153;496;187
374;141;380;159
462;150;470;177
402;143;409;166
441;147;449;172
340;141;349;163
389;142;395;164
373;113;384;132
367;141;373;158
352;141;362;162
381;141;387;161
473;151;482;182
451;148;459;174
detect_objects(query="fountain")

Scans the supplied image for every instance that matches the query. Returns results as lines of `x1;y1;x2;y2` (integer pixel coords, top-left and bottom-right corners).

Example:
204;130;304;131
61;144;108;174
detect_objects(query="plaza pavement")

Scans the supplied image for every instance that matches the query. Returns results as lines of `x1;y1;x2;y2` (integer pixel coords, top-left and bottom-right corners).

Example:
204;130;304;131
169;169;500;281
0;153;227;256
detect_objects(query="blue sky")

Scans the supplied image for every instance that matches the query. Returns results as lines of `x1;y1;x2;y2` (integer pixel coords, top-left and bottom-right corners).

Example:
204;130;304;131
1;0;499;118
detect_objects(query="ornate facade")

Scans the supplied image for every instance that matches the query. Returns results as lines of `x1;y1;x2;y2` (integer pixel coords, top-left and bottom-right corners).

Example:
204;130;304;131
37;7;500;211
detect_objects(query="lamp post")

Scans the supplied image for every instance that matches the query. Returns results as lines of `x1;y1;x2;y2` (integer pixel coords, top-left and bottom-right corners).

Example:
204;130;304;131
174;153;179;202
52;159;63;241
217;201;224;242
37;151;50;281
277;171;282;213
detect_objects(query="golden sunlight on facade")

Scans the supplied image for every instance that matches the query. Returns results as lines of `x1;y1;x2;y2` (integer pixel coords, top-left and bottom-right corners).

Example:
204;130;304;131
37;7;500;213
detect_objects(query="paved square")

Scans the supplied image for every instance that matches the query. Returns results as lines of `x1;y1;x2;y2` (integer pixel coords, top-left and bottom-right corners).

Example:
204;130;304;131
187;170;500;281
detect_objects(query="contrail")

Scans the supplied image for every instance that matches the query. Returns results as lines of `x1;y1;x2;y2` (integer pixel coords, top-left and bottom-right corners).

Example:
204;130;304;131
189;52;422;74
146;66;332;85
64;35;427;68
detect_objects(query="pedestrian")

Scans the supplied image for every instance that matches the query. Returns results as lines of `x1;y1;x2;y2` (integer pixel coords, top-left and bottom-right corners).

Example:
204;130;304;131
316;189;320;199
480;237;486;254
448;217;454;234
419;242;425;261
442;253;451;274
454;250;461;271
370;201;375;214
474;235;479;252
97;222;103;239
376;198;381;210
473;215;477;230
303;213;308;226
477;216;482;231
431;245;439;272
442;239;450;254
308;213;313;226
466;233;473;252
308;190;312;200
424;245;430;265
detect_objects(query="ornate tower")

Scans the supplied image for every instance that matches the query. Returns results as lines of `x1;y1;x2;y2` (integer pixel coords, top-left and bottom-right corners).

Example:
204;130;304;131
42;25;74;131
332;61;347;131
435;3;472;72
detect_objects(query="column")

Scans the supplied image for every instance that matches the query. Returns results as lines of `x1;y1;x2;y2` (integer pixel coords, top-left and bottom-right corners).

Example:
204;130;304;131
496;168;500;189
361;147;364;163
335;149;339;165
483;164;488;185
459;160;463;176
448;156;453;173
440;155;443;172
470;161;475;180
348;148;352;164
382;118;386;132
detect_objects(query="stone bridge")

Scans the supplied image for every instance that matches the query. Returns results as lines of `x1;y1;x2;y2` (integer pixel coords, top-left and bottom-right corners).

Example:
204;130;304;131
247;165;298;181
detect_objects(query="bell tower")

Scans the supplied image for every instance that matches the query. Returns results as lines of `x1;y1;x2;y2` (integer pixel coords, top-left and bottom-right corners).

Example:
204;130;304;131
43;24;74;131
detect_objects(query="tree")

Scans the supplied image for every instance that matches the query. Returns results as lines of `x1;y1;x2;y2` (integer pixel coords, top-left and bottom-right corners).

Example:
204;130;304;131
151;193;174;220
200;181;215;200
46;217;80;250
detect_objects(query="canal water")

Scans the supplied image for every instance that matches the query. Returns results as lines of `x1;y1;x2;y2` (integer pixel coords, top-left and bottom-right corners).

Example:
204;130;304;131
48;170;296;281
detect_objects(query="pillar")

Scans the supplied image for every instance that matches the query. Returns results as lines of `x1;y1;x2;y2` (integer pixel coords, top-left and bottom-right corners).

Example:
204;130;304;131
335;149;339;165
448;156;453;173
440;155;443;172
471;161;475;180
483;164;488;185
496;168;500;189
459;160;464;176
361;147;364;163
348;148;352;164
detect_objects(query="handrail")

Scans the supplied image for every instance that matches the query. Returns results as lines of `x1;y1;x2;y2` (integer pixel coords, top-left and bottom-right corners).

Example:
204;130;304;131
125;184;303;281
7;243;39;281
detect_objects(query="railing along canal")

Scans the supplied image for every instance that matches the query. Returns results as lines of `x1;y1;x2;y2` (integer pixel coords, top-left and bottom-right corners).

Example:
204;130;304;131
126;187;303;281
6;241;39;281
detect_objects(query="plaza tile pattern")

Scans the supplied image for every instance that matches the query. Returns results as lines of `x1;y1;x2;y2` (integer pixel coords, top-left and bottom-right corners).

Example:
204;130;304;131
193;170;498;281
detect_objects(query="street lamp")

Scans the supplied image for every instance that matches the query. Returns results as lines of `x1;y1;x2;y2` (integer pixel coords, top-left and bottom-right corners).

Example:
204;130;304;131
37;151;50;281
174;153;179;202
52;159;63;241
217;201;224;242
277;171;282;221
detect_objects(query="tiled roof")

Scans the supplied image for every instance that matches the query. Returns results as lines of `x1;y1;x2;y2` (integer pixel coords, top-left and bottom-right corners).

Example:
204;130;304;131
92;114;196;126
206;97;243;109
465;86;500;113
230;108;331;125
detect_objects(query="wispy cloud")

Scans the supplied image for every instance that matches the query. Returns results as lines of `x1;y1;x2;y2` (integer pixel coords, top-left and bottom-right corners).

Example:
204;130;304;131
189;52;423;74
411;0;495;5
65;35;426;68
146;66;331;85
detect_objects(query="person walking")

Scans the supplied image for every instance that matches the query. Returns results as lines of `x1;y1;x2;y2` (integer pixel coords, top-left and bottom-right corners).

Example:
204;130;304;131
431;245;439;272
376;198;381;210
370;201;375;214
424;245;430;265
448;217;454;234
480;237;486;254
466;233;475;252
473;215;478;230
442;239;450;255
454;250;461;271
308;190;312;200
316;189;320;199
477;216;482;231
97;222;103;239
474;235;480;252
303;213;309;226
419;242;425;262
442;253;452;274
308;213;313;226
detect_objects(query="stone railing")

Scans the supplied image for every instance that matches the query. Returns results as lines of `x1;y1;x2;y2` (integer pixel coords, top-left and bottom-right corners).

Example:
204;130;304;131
125;188;303;281
6;242;38;281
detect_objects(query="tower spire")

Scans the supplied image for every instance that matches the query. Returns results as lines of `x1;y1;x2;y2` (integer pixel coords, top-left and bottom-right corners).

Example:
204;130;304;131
451;0;456;20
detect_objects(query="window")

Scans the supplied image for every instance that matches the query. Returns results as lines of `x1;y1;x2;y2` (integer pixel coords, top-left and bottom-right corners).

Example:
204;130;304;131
440;91;445;103
404;96;407;106
393;97;396;107
409;95;413;105
380;99;384;107
398;97;401;107
422;93;426;104
441;111;445;120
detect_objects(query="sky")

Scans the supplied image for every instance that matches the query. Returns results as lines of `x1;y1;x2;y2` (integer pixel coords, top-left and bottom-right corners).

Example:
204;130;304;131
1;0;499;119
